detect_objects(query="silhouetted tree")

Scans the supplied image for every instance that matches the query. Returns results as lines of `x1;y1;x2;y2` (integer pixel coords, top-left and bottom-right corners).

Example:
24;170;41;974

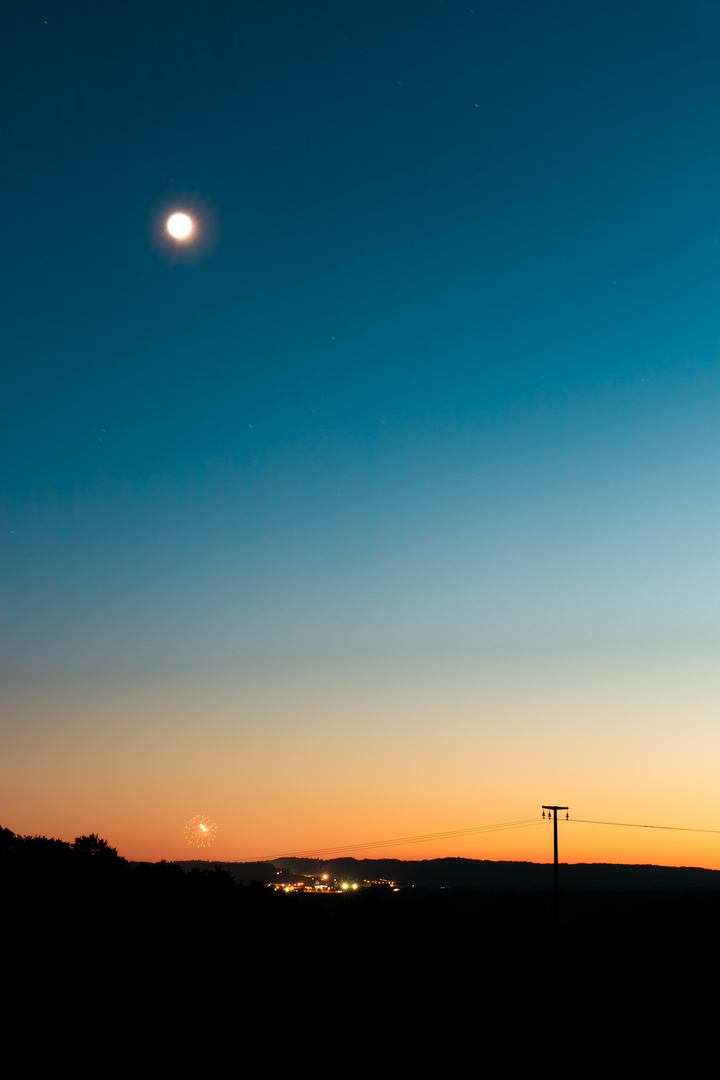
71;834;119;858
0;826;16;856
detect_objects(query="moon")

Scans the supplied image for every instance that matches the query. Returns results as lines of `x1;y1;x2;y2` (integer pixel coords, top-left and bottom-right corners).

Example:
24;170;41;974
166;212;193;240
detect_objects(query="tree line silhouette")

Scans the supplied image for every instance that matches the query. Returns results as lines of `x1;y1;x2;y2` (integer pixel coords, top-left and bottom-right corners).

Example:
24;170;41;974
5;823;720;1046
4;824;720;1006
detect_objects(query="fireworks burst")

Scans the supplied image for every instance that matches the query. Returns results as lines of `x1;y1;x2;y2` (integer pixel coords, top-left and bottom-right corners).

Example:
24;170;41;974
184;814;218;849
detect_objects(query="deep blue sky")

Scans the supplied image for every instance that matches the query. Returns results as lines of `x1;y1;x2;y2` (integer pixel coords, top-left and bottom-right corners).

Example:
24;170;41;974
2;1;719;858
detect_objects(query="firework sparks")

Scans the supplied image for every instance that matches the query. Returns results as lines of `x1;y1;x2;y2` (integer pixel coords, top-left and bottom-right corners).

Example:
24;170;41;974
184;814;218;848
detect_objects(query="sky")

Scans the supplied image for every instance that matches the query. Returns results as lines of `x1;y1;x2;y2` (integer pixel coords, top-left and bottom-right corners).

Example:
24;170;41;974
2;0;719;866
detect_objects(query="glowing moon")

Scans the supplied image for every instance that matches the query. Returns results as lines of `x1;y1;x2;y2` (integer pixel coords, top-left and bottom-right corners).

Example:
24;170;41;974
167;212;193;239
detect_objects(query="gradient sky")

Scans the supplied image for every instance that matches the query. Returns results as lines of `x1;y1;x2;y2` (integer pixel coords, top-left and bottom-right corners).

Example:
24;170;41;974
2;0;719;865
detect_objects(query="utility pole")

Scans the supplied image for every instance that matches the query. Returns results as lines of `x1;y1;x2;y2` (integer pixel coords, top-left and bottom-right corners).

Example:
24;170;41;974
542;805;569;928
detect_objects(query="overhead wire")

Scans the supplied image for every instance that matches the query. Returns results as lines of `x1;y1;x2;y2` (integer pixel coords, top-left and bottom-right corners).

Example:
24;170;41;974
240;813;720;864
265;816;543;861
568;817;720;836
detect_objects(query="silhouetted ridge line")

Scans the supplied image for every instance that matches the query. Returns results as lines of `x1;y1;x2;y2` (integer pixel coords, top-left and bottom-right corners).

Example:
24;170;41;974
269;855;720;889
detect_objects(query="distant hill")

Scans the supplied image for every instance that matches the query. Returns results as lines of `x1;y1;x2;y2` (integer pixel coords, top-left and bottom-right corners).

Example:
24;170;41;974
173;855;720;890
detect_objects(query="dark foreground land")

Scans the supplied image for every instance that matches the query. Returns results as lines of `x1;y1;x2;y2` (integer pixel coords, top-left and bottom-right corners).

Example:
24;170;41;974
5;830;718;1055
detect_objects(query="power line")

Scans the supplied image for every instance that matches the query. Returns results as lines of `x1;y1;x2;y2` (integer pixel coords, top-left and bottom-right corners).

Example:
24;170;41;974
258;816;543;862
274;818;542;859
238;812;720;864
569;817;720;836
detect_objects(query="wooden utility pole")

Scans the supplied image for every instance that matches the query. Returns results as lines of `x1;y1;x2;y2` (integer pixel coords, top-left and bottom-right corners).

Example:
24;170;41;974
542;805;569;927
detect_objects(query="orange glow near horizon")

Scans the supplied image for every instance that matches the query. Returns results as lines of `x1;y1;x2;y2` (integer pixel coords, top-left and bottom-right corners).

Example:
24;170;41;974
19;821;717;871
5;782;720;870
4;641;720;870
